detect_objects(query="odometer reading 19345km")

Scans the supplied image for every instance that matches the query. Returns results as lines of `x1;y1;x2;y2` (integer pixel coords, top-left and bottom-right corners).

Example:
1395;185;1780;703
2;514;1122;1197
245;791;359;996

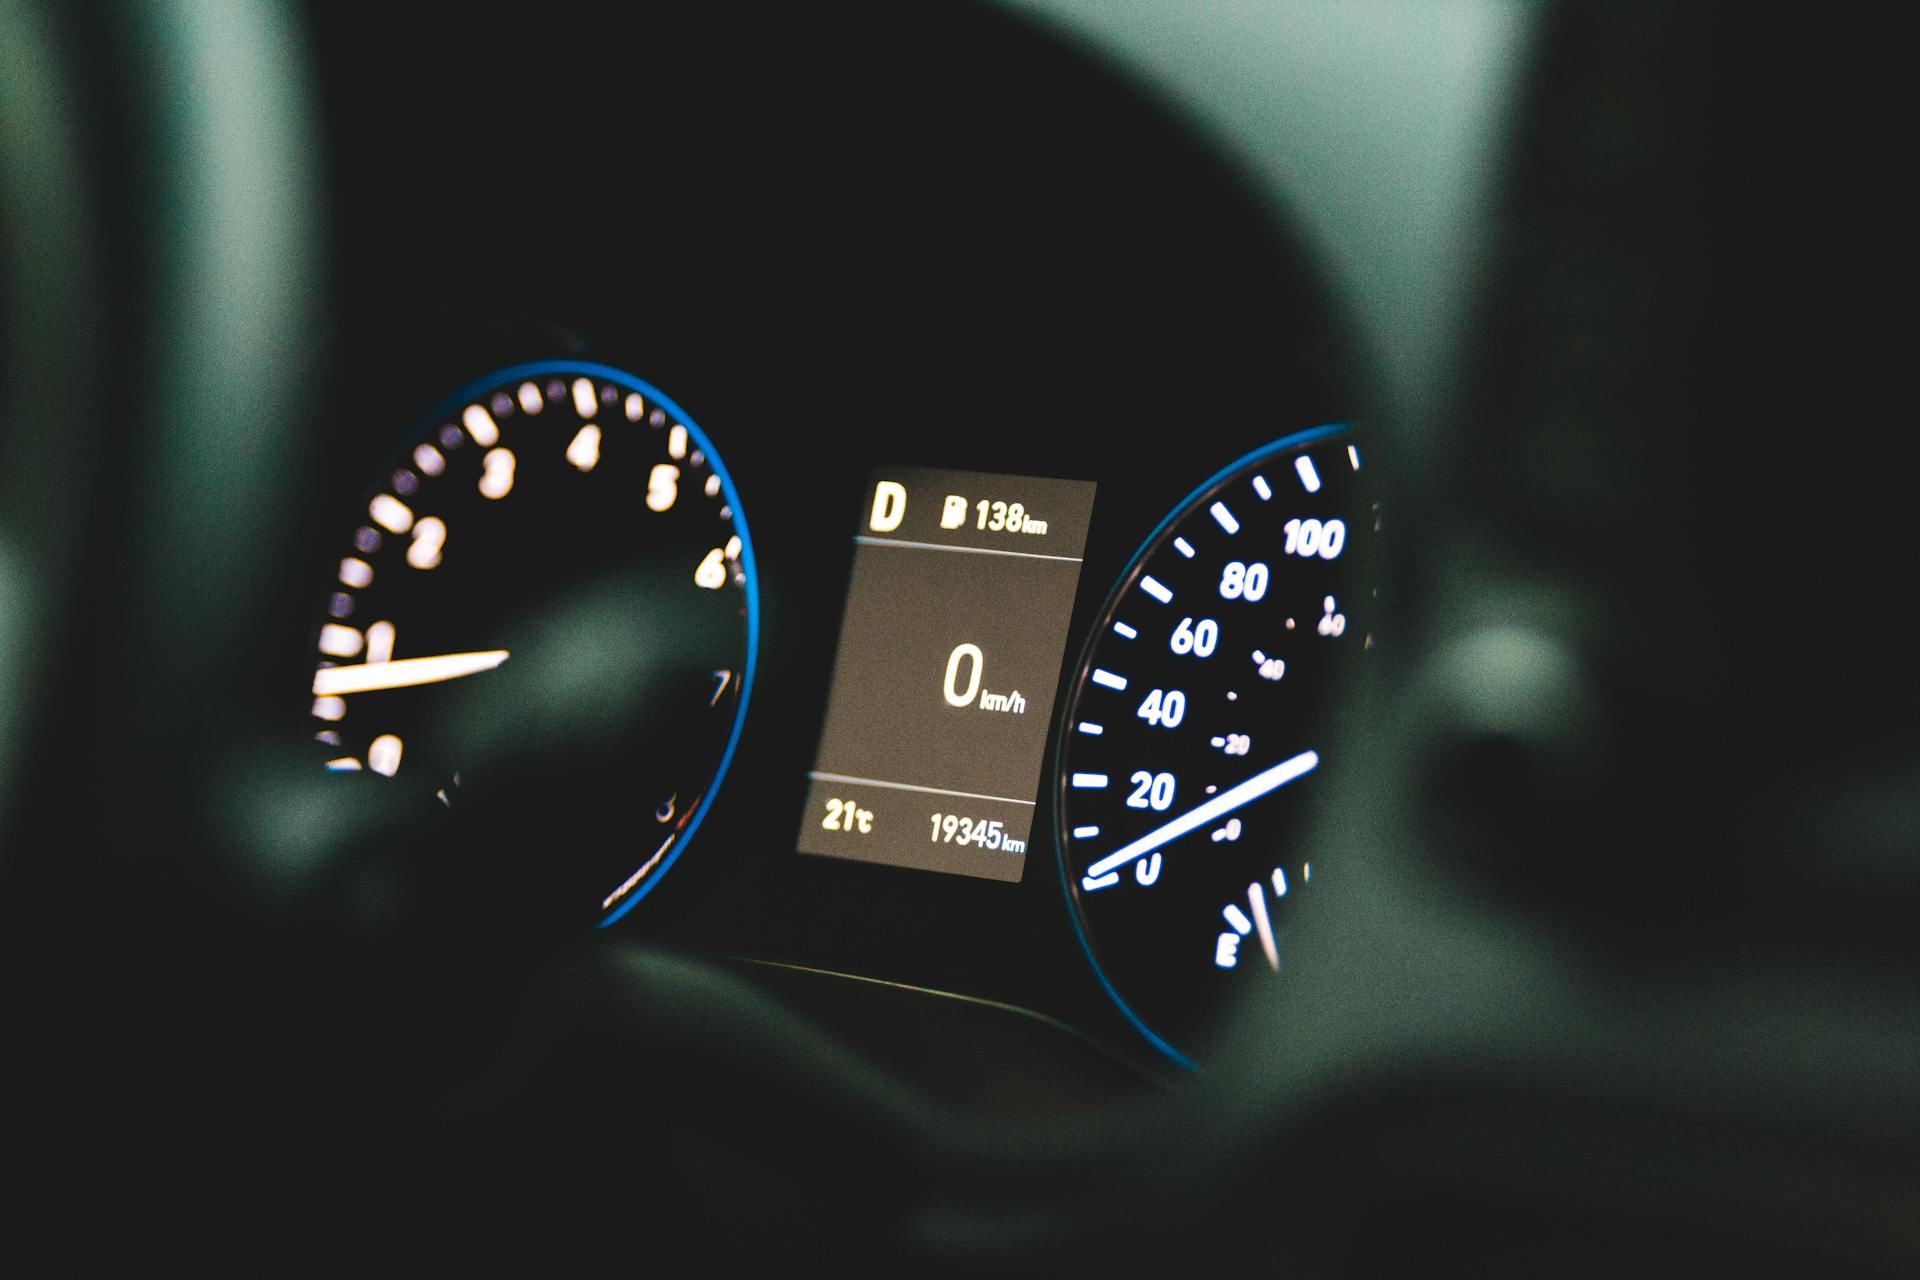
1055;426;1373;1067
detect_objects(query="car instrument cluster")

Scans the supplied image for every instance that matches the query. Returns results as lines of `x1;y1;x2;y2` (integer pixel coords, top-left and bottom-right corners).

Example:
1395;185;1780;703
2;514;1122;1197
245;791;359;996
310;360;1374;1068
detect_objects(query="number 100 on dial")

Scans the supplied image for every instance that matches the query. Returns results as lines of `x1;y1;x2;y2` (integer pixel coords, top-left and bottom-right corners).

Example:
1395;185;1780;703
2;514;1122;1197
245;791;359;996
1055;426;1373;1065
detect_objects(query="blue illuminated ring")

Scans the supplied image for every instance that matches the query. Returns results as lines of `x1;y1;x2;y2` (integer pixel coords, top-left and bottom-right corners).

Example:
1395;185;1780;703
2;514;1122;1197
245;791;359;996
392;360;759;928
1053;422;1352;1070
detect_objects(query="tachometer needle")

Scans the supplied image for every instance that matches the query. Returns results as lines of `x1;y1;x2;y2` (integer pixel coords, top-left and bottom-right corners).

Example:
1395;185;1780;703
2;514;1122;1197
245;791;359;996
312;649;509;696
1084;749;1319;880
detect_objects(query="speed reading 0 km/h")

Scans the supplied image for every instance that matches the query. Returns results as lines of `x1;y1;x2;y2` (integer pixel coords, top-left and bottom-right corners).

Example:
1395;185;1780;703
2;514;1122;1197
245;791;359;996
1055;426;1372;1067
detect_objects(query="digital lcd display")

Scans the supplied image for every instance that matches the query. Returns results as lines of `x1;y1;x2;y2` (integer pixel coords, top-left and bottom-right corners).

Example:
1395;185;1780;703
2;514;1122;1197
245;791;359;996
797;467;1096;881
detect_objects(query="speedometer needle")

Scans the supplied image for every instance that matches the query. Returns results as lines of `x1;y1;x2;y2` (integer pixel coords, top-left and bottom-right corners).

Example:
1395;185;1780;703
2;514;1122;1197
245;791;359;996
1085;749;1319;880
312;649;510;696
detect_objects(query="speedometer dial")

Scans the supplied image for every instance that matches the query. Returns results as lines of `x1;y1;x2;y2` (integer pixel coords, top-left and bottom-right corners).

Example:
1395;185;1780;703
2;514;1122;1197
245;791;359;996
309;361;756;926
1055;426;1372;1066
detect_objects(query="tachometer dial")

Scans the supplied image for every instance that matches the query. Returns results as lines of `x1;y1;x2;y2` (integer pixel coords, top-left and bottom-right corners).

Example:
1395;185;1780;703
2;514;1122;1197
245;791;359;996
1055;426;1372;1066
308;361;756;924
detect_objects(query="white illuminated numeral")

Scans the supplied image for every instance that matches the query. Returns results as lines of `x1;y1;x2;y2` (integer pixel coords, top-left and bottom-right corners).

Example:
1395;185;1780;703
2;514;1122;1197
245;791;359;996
369;494;413;534
647;463;680;512
566;425;601;472
944;643;984;707
1283;518;1345;560
973;500;1027;532
1136;688;1186;729
694;547;727;589
368;734;403;777
318;624;363;658
1134;852;1162;886
478;448;516;499
461;404;499;446
1169;616;1218;657
571;377;597;418
365;620;395;664
1214;932;1241;968
407;516;446;569
1126;770;1176;811
1219;561;1268;601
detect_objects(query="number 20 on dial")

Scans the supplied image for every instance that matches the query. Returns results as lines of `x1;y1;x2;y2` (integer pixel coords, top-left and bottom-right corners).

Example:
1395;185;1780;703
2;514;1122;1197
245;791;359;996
1055;426;1373;1067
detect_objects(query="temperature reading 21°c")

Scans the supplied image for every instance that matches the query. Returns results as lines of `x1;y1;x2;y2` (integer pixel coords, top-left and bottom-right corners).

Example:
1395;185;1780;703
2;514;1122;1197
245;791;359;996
821;797;874;834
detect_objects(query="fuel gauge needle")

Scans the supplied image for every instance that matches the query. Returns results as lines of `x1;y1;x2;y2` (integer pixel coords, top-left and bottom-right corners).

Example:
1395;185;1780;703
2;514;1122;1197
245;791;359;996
312;649;509;696
1084;749;1319;881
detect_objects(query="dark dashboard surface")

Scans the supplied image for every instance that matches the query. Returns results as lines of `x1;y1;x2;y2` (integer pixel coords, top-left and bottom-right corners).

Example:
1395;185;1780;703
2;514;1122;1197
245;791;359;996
4;1;1918;1273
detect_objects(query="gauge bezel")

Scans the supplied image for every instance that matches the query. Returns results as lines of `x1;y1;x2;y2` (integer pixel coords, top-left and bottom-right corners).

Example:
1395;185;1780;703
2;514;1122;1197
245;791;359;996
1051;422;1353;1069
320;358;761;927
